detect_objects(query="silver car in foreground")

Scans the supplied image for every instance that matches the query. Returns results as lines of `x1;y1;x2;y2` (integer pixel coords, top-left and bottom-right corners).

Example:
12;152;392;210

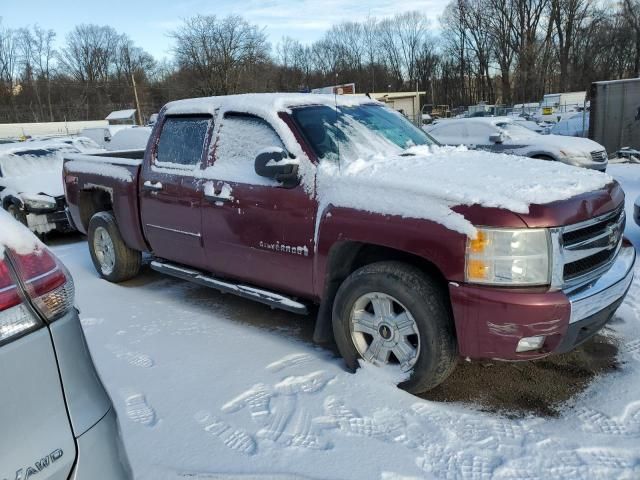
425;116;608;171
0;210;131;479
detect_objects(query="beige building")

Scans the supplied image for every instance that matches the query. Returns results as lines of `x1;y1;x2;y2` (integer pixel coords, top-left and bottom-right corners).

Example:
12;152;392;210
366;92;426;120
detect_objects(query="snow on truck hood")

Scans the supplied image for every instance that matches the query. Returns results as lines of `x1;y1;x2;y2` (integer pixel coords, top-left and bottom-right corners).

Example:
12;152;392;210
316;145;612;237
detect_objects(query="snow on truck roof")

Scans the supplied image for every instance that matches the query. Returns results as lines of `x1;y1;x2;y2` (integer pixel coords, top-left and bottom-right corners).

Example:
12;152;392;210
163;93;380;116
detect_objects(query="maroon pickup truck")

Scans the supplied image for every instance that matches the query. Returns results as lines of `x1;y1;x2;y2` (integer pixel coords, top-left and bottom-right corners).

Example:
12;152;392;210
63;93;635;393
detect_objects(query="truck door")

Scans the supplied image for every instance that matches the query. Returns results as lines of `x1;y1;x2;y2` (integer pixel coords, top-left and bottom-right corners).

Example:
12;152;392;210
201;112;316;297
139;114;212;269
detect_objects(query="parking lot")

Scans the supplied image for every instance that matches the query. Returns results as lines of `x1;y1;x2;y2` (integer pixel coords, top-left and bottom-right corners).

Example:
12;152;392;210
43;163;640;480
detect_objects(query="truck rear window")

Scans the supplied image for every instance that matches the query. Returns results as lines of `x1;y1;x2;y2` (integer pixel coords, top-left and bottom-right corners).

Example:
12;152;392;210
156;116;210;167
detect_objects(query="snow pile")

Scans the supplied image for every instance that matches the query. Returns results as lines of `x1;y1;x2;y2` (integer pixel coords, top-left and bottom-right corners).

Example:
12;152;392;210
0;209;42;257
316;145;612;236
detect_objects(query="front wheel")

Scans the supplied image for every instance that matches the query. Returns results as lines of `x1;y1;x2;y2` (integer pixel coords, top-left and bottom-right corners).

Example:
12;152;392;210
88;211;141;282
332;261;458;393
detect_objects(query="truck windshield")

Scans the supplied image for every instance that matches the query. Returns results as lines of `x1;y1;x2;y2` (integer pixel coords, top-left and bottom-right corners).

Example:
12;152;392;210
291;104;437;162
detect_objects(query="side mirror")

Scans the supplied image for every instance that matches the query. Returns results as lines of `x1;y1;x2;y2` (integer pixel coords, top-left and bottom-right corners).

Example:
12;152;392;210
254;148;299;188
489;133;505;144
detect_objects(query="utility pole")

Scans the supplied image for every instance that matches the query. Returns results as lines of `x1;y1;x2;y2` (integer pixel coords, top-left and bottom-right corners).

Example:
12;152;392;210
132;74;143;126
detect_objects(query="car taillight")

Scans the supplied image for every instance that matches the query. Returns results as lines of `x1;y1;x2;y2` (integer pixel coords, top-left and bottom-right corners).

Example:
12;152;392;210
0;256;40;344
8;247;75;322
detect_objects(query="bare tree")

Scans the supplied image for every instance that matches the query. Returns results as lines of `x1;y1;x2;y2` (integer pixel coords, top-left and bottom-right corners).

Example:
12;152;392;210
624;0;640;77
171;14;269;95
18;25;57;121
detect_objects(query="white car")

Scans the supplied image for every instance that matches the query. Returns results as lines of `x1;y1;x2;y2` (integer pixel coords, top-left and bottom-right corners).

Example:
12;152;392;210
106;126;152;151
424;117;607;171
0;138;103;235
511;118;549;134
551;112;589;137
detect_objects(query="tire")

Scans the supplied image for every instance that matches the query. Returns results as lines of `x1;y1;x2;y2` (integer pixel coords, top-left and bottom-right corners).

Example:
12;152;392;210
332;261;458;393
6;203;27;227
88;211;141;282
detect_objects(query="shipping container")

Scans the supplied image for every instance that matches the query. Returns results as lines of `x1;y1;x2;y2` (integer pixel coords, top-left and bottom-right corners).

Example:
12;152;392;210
589;78;640;154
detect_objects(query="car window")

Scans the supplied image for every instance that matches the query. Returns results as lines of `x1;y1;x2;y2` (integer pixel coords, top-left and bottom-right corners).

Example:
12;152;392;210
211;113;285;185
465;123;497;144
155;115;210;168
429;123;468;145
12;148;61;157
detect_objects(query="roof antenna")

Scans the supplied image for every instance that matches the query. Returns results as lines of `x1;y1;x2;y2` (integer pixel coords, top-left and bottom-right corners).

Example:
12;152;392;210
334;72;341;173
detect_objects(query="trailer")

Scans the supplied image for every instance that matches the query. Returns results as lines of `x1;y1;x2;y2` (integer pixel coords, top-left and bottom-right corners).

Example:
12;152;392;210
589;78;640;154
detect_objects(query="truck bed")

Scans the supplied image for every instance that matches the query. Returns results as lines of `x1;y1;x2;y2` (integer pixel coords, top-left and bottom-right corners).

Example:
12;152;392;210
63;150;148;252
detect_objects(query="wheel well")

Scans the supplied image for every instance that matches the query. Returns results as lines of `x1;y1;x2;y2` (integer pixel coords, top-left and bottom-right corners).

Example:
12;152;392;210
532;154;555;161
78;189;112;231
313;241;449;344
2;195;22;210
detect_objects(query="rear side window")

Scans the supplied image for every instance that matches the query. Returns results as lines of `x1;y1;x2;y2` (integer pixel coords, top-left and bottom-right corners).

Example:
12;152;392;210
465;123;496;144
212;113;285;184
155;116;210;168
429;123;468;145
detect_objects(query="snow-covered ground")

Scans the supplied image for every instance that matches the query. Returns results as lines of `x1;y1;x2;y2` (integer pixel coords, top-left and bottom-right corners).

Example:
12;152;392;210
50;165;640;480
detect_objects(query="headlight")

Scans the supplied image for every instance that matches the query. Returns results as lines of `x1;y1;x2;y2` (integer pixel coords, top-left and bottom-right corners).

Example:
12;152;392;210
23;197;57;211
465;228;550;286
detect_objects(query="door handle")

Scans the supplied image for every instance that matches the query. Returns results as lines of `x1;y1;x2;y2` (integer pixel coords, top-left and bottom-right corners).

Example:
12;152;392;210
204;193;232;204
143;180;163;191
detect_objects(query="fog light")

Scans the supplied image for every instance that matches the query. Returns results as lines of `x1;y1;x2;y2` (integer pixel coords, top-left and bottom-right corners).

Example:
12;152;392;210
516;335;545;352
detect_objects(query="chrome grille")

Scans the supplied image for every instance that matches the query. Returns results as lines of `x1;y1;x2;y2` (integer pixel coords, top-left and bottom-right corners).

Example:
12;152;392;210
557;207;625;287
590;150;607;162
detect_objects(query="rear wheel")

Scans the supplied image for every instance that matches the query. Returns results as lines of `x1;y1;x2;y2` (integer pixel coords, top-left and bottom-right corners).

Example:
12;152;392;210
332;261;458;393
88;211;141;282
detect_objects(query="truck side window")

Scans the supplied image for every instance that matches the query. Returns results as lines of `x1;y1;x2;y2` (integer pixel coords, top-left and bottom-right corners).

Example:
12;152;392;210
156;115;210;168
212;113;285;183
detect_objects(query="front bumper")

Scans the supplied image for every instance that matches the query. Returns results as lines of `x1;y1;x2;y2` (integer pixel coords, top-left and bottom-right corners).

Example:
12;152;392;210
25;208;72;234
68;408;133;480
449;243;635;360
560;156;607;171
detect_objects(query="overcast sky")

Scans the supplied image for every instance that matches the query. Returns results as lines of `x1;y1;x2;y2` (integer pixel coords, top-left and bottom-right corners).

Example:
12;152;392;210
1;0;447;60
